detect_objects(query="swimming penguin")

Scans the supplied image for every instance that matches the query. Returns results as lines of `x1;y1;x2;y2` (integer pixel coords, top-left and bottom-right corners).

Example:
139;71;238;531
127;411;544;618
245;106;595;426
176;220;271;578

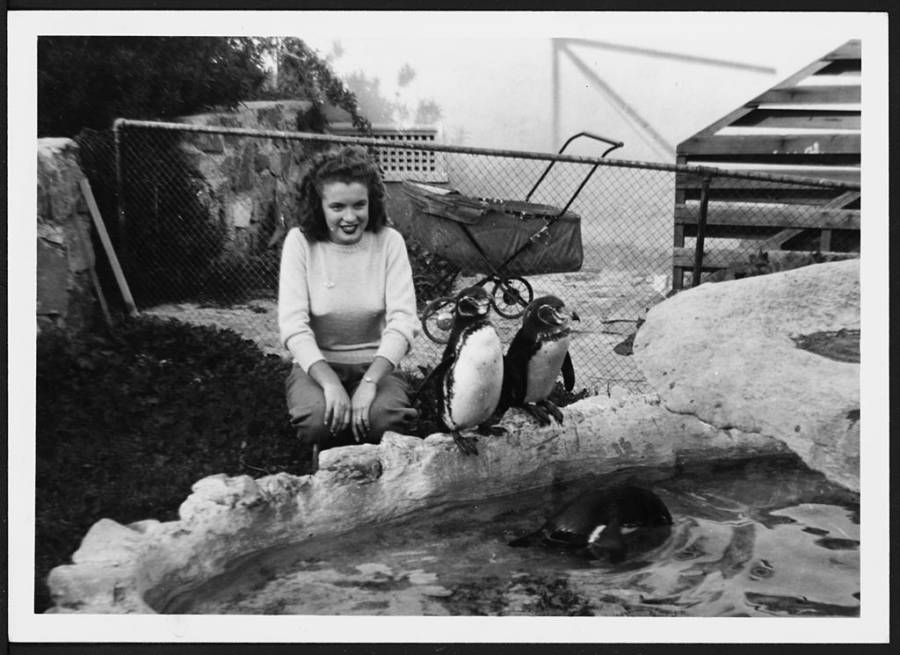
509;485;673;563
429;285;504;455
499;295;579;426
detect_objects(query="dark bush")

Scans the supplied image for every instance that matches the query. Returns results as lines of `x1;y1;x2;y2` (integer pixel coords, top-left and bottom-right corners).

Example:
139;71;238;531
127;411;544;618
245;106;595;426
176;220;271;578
34;317;305;611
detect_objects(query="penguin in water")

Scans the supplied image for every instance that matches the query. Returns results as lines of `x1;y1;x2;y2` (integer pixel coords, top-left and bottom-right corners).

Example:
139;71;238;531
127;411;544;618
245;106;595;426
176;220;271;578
427;285;504;455
499;295;579;426
509;485;673;563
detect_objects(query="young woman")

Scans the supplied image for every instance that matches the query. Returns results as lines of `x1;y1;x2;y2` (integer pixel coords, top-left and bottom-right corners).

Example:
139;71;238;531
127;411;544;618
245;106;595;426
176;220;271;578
278;146;421;470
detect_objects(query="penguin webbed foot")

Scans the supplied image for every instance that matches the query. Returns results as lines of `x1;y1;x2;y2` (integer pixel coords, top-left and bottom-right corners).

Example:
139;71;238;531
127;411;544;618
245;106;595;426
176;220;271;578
476;419;507;436
452;431;479;455
540;400;564;424
524;401;563;426
523;403;551;426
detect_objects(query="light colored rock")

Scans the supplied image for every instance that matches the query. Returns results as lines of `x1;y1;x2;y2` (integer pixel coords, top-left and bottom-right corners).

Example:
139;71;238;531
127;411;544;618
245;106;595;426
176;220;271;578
46;392;789;614
633;259;859;491
37;137;97;332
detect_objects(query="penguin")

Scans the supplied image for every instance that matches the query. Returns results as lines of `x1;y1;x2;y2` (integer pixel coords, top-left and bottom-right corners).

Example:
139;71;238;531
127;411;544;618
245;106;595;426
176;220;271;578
509;484;673;563
427;285;504;455
499;295;579;426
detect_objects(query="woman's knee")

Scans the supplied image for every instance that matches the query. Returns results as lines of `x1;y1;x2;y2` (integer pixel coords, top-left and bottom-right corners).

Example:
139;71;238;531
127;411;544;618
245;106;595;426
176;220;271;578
368;377;417;438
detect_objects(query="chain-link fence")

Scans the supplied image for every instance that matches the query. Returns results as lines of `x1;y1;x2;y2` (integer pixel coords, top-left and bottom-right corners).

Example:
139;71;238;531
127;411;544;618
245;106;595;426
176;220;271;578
100;119;859;394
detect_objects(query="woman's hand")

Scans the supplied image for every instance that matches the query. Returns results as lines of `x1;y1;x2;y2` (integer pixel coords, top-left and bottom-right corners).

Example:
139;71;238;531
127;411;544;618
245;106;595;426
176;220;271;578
350;380;377;442
321;382;351;436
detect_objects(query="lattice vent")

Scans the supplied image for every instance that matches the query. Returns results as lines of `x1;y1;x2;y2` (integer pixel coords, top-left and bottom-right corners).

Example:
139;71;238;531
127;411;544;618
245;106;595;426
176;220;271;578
328;126;448;183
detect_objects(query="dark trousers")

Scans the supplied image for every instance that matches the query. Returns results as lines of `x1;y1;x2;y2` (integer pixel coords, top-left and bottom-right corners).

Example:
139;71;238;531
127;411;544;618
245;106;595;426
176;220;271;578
285;362;417;449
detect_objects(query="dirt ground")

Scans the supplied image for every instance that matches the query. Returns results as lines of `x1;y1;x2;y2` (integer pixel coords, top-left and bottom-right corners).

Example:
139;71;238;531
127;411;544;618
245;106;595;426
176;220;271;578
145;270;667;394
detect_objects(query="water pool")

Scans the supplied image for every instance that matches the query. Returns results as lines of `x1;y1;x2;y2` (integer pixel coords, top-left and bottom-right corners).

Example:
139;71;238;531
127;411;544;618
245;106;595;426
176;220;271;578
161;454;859;616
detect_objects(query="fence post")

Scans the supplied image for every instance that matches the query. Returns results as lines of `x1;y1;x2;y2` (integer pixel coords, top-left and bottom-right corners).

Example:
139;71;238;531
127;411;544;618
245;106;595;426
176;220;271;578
113;119;127;266
692;175;711;288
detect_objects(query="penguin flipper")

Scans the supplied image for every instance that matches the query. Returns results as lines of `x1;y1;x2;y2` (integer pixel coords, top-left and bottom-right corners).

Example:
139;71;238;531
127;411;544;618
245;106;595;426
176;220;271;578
411;357;452;404
501;329;531;406
561;351;575;392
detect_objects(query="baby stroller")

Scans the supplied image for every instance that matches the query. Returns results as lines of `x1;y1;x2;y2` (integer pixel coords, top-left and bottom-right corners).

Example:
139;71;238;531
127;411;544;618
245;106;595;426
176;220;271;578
402;132;623;343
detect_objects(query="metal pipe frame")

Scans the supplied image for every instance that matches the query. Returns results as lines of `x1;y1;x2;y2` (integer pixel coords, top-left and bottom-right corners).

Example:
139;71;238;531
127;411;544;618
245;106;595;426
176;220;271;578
112;119;860;192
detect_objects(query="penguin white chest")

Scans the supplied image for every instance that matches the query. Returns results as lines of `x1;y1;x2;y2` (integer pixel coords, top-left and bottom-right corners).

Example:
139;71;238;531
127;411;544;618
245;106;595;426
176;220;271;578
524;336;570;403
444;325;503;429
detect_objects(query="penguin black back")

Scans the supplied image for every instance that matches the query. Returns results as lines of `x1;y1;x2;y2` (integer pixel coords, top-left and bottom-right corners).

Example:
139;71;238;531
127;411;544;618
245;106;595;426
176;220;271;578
510;484;673;563
431;285;504;454
499;295;578;425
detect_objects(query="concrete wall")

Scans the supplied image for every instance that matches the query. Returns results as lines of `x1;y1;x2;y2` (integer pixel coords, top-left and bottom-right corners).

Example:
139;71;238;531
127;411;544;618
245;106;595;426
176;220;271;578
36;138;98;334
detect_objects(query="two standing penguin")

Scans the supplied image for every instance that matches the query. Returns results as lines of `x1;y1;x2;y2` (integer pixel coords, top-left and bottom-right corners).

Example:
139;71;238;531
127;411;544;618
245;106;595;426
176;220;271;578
428;285;579;455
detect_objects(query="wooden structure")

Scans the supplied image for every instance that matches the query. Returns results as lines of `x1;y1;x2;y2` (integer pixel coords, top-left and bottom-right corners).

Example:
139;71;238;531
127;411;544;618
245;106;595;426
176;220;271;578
672;39;861;289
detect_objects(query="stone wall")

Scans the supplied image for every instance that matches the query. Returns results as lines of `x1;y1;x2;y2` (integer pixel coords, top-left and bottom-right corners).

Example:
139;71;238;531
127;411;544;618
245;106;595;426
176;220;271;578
175;101;419;255
37;138;98;334
174;100;322;256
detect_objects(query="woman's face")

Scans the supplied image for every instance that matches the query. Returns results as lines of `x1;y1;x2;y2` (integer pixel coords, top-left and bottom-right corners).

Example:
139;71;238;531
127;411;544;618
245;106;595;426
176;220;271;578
320;180;370;246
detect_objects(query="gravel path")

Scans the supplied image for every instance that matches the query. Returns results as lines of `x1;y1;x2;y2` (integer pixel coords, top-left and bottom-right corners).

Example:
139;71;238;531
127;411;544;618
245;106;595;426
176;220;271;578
144;271;665;394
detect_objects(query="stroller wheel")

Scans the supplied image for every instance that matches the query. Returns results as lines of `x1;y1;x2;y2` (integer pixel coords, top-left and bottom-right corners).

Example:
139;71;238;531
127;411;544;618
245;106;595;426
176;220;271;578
491;277;533;318
422;296;455;344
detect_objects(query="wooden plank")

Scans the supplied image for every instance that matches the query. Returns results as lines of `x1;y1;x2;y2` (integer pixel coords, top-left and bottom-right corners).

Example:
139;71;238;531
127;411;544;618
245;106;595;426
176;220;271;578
672;247;856;270
687;40;860;140
822;191;861;209
676;168;860;189
730;109;860;130
823;39;861;60
677;188;841;206
679;133;860;157
674;202;860;230
683;154;861;168
80;177;139;317
815;59;862;75
756;85;860;104
559;44;675;157
681;224;783;241
690;45;846;140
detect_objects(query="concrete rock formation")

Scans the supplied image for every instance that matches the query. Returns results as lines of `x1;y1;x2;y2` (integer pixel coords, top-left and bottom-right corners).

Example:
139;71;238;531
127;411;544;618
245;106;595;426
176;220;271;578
46;393;788;614
633;259;860;492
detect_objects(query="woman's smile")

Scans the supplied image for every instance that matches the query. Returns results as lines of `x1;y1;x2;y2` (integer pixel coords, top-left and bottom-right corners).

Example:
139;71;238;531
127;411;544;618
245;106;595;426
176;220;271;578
320;181;370;245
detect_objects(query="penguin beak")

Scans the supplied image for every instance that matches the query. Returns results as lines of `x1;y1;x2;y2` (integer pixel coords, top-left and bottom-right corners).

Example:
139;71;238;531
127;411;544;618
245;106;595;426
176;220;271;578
459;296;489;317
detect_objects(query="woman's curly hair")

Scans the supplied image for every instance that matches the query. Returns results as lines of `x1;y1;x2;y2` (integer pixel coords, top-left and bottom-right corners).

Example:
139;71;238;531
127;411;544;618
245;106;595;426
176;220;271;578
295;145;388;242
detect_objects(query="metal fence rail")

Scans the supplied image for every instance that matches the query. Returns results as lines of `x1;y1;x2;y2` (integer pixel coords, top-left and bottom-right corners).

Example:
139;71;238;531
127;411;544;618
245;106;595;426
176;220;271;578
102;119;859;394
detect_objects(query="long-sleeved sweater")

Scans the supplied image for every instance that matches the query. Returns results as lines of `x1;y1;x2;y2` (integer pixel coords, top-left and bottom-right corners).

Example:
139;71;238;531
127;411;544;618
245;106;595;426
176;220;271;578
278;226;421;372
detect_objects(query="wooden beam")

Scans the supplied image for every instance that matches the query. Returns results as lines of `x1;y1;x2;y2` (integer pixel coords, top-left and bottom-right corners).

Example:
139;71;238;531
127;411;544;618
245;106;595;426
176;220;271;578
677;167;860;189
823;40;861;60
674;202;860;230
822;191;861;209
679;133;861;157
80;178;139;317
756;85;860;104
730;109;859;130
553;37;776;73
559;43;675;157
815;60;862;76
689;40;860;140
672;247;856;270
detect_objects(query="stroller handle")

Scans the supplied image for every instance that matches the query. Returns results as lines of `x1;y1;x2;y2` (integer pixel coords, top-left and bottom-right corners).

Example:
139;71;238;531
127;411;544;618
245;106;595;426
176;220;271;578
525;132;624;202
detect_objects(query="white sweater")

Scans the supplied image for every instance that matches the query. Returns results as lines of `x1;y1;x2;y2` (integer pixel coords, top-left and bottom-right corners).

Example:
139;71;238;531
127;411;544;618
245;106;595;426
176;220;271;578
278;226;421;372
